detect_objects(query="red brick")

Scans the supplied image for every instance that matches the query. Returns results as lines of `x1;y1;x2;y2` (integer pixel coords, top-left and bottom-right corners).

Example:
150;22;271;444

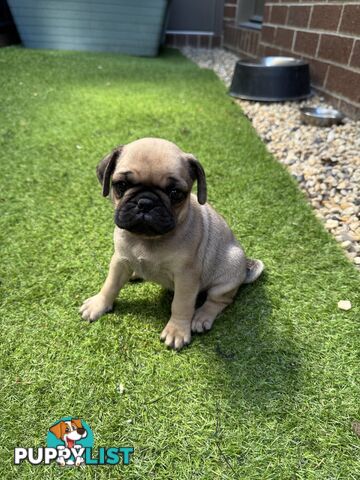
252;31;258;51
270;5;288;25
249;31;255;55
234;29;240;47
247;31;253;52
340;5;360;36
250;30;259;55
337;99;360;121
211;36;221;48
263;45;283;57
274;27;294;49
254;38;260;56
326;66;360;103
236;30;242;50
236;30;241;50
350;40;360;69
247;32;252;53
224;26;230;44
287;6;311;28
222;20;232;32
187;35;198;47
308;59;329;87
223;24;234;45
294;31;319;56
175;35;186;47
258;44;266;57
226;26;232;43
310;5;342;31
200;35;210;48
261;25;276;45
242;31;249;52
224;5;236;19
230;34;237;49
263;5;272;23
318;35;354;65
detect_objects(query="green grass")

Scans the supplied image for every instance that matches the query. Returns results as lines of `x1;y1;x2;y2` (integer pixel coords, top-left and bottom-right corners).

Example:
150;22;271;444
0;46;359;479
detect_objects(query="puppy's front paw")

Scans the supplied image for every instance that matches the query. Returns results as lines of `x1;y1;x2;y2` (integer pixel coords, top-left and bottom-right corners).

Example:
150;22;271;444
191;309;215;333
160;319;191;351
79;294;113;322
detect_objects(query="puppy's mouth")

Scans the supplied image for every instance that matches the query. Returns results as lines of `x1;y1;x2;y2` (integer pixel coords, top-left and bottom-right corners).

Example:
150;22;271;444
115;191;175;236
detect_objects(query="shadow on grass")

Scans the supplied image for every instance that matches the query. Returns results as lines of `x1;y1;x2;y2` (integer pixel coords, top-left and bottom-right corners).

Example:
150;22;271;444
216;274;300;409
111;271;301;410
195;271;302;411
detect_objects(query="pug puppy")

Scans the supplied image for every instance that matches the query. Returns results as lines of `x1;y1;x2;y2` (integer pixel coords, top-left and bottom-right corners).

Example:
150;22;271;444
80;138;263;350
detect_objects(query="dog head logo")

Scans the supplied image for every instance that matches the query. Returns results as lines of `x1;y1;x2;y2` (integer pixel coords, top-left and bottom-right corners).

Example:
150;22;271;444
47;417;93;466
49;418;87;449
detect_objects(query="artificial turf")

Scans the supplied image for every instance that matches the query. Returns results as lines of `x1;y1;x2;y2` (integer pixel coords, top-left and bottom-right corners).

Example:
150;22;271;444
0;46;359;479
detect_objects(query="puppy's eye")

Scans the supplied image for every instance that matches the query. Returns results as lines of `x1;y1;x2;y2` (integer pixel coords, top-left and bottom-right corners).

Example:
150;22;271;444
65;428;70;433
113;181;128;197
169;189;185;204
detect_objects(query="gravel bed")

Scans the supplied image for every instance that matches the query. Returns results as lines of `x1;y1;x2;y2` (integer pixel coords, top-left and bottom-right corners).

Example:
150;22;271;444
182;47;360;268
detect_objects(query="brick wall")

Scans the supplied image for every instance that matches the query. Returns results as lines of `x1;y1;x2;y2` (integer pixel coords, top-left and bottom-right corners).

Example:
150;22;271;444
223;0;261;58
165;33;221;49
259;1;360;119
166;0;359;119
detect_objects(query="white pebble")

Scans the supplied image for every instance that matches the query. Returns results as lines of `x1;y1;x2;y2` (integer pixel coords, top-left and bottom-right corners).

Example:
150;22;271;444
338;300;352;311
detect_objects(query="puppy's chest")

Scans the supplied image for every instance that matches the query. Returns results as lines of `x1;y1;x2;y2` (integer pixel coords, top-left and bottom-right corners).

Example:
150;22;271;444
128;246;174;289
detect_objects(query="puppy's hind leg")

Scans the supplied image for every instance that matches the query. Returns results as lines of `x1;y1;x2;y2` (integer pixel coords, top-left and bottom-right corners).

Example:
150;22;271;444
191;283;239;333
191;258;264;333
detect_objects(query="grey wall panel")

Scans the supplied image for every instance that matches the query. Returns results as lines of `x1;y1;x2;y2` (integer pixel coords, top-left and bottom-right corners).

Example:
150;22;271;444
167;0;224;34
8;0;169;56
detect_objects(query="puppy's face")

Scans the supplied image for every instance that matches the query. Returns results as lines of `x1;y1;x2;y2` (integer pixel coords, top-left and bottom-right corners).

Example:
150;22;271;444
96;138;207;237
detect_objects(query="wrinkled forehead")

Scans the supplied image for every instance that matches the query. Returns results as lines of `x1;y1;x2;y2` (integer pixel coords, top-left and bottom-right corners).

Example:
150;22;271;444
113;142;189;188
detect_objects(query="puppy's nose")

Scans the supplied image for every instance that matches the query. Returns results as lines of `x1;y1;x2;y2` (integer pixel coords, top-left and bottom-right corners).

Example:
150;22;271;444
77;428;85;435
137;198;154;212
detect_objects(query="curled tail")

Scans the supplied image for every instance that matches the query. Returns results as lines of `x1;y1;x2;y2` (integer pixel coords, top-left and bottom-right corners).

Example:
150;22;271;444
244;258;264;284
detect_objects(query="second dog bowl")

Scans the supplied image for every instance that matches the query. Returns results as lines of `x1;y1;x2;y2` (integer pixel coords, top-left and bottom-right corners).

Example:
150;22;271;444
229;56;311;102
300;106;344;126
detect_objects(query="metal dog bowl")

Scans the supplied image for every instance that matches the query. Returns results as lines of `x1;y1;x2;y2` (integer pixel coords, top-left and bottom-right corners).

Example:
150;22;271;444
229;56;311;102
300;106;344;127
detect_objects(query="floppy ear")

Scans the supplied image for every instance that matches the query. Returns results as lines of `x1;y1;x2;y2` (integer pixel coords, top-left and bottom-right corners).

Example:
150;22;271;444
49;421;65;440
96;145;123;197
186;154;207;205
72;418;83;429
